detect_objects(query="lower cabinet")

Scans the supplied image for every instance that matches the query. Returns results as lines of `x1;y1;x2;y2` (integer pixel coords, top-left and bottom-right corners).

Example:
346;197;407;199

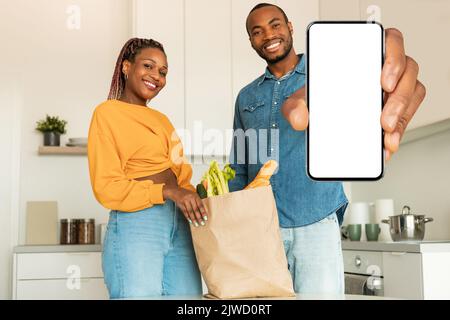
344;249;450;299
16;278;108;300
342;249;424;299
382;252;423;299
13;251;108;300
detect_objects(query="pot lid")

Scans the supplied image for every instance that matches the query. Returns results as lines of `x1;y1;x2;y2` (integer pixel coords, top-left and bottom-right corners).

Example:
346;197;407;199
396;205;425;217
402;205;412;215
388;205;422;217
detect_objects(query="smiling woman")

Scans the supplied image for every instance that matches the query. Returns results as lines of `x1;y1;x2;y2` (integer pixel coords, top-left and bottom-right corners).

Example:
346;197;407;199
87;38;207;299
108;38;167;104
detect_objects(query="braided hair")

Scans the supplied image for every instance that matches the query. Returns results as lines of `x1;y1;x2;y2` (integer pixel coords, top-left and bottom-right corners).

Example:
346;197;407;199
108;38;166;100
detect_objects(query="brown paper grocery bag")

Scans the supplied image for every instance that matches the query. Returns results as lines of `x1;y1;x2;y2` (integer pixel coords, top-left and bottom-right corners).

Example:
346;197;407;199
190;186;295;299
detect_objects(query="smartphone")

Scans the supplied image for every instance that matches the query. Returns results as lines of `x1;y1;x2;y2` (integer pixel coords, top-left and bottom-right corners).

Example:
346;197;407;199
306;21;384;181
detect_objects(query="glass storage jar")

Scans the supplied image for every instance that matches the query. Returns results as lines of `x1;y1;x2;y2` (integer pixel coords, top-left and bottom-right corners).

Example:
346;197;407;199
77;219;95;244
60;219;78;244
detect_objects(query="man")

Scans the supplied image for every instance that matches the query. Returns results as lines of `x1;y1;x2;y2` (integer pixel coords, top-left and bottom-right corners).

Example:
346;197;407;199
229;3;425;294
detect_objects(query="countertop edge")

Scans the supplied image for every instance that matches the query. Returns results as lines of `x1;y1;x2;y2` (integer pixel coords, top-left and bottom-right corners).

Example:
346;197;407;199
14;245;103;253
341;240;450;253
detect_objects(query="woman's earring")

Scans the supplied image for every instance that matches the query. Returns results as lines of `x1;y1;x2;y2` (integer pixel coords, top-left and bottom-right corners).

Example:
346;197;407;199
123;71;128;80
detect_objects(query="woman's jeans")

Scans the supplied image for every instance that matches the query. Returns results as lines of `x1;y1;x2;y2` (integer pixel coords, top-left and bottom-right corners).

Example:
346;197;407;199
102;200;202;299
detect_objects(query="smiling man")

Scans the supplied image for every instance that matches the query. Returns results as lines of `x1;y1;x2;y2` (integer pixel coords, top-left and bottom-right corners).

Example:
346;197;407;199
229;3;425;294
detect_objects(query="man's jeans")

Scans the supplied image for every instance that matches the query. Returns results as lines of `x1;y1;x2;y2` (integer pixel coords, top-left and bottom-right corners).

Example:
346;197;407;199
280;212;345;294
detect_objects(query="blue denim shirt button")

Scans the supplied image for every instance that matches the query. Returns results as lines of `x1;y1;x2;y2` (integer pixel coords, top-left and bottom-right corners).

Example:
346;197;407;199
274;102;277;105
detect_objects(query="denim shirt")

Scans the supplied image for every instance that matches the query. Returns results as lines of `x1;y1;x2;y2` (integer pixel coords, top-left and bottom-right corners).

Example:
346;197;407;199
229;54;348;227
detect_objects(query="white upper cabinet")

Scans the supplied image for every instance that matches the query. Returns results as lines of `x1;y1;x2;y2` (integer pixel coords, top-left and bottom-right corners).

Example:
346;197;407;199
358;0;450;130
319;0;361;20
277;0;320;54
321;0;450;130
133;0;185;130
231;0;268;101
133;0;320;155
184;0;234;157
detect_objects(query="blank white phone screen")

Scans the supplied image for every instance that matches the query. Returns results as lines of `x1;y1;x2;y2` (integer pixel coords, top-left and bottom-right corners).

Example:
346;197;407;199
307;22;384;180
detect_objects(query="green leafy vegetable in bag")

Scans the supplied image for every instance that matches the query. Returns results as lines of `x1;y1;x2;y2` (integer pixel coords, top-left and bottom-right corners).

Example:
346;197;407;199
197;161;236;197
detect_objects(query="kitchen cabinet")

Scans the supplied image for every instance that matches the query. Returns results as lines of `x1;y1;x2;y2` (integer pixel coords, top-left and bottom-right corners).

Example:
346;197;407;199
133;0;233;156
343;241;450;299
421;252;450;299
358;0;450;130
184;0;234;157
133;0;320;156
382;252;423;299
132;0;185;131
13;246;108;300
381;251;450;300
16;279;107;300
319;0;361;20
321;0;450;130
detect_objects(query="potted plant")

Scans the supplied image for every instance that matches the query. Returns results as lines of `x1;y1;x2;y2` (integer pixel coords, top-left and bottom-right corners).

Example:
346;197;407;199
35;115;67;146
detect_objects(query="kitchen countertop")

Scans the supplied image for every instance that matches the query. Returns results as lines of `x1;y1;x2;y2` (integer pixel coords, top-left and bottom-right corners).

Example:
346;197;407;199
341;240;450;253
120;294;397;300
15;240;450;254
14;244;102;253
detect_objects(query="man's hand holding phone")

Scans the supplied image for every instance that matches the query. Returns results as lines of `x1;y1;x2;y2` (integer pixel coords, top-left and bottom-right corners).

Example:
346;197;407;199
282;27;426;162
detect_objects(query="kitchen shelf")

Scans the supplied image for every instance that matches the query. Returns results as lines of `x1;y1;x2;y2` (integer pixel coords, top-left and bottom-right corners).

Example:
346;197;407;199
38;146;87;155
14;244;102;253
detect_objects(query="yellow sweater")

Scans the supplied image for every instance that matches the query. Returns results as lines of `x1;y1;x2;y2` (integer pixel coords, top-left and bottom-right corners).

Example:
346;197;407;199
87;99;194;212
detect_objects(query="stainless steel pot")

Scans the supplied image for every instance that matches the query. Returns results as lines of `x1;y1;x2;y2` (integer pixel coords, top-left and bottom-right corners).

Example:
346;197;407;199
382;205;433;242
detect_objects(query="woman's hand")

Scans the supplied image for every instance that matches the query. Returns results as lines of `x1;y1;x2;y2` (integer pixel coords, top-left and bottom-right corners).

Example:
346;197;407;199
163;186;208;227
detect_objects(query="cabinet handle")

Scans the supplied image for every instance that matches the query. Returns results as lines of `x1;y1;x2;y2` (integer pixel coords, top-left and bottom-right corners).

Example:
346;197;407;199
355;256;362;267
390;252;407;256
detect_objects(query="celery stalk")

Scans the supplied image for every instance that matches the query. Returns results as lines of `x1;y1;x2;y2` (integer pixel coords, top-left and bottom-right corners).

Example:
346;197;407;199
200;161;236;197
210;170;223;195
205;174;214;197
211;161;227;195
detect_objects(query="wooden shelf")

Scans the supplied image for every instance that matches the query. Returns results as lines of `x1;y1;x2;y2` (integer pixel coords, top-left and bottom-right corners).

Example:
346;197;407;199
38;146;87;155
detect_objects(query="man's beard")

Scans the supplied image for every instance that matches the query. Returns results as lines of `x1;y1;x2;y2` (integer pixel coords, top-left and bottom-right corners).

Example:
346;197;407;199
256;36;293;64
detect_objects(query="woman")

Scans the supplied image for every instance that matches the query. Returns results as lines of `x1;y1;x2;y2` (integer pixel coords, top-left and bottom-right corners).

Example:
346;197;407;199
87;38;207;299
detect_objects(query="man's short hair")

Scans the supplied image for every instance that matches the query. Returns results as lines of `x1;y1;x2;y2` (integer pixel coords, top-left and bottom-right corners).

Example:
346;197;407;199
246;3;289;35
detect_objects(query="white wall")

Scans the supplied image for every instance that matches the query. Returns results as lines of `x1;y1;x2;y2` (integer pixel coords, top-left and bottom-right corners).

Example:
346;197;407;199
350;130;450;240
0;76;22;300
0;0;132;298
